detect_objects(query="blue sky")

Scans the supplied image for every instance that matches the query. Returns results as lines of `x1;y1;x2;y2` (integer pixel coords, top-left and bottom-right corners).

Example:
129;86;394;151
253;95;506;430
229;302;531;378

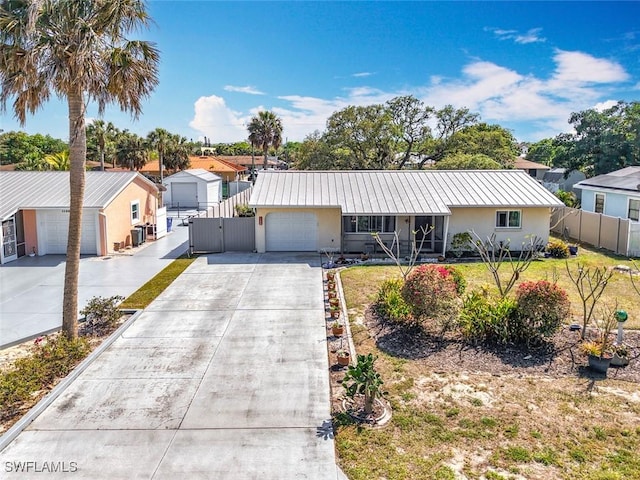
1;1;639;145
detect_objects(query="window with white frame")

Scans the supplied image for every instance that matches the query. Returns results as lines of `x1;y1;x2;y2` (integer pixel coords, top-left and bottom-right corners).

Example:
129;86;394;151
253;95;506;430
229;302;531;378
629;199;640;221
495;210;521;228
342;215;396;233
130;200;140;224
595;193;605;214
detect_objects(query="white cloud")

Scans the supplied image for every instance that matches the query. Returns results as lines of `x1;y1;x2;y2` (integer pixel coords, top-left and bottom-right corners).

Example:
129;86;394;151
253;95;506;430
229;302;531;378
189;50;631;143
551;50;629;84
188;95;248;143
488;27;546;44
352;72;373;78
593;100;619;112
223;85;265;95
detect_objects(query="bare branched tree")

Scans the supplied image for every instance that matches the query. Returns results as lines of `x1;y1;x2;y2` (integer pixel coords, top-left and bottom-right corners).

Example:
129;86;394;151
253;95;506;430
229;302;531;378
371;225;433;281
565;262;613;340
470;232;544;298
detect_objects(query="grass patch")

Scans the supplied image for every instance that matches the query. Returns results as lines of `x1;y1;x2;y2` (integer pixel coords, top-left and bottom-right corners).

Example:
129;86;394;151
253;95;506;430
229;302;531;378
334;241;640;479
120;255;196;309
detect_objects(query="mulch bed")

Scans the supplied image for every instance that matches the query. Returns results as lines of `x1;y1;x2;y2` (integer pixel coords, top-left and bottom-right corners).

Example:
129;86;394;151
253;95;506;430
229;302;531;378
364;306;640;384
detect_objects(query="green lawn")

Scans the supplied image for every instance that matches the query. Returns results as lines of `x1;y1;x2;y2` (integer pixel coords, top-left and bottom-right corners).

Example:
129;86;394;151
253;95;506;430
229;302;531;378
335;243;640;480
341;241;640;330
120;255;196;309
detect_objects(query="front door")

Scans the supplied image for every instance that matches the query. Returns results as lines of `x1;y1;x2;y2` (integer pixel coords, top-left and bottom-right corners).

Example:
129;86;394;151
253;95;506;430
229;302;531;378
1;217;18;263
415;216;435;252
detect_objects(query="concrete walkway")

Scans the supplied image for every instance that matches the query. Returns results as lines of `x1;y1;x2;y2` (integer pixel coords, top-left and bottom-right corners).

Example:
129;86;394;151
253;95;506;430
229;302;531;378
0;253;340;479
0;224;189;348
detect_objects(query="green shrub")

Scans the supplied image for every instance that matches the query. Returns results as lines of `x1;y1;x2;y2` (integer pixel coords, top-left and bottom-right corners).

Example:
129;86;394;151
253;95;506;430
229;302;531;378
458;292;517;344
235;203;255;217
80;295;124;335
0;335;90;419
441;265;466;295
401;264;460;324
546;240;569;259
513;280;570;345
376;279;412;322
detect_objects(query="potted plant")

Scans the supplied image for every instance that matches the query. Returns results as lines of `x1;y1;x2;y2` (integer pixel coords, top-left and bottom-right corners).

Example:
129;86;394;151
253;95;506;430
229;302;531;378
328;290;337;299
330;305;341;319
331;321;344;336
611;344;630;367
326;271;336;281
327;280;336;291
337;350;350;366
581;308;617;373
329;297;340;308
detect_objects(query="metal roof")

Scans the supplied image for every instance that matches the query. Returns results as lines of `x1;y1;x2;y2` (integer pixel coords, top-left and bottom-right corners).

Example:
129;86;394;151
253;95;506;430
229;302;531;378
574;166;640;192
249;170;562;215
164;169;221;182
0;171;157;221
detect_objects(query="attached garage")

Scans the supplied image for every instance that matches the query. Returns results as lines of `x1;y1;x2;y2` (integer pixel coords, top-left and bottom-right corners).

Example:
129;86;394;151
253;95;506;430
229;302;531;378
265;212;318;251
38;209;98;255
0;171;160;264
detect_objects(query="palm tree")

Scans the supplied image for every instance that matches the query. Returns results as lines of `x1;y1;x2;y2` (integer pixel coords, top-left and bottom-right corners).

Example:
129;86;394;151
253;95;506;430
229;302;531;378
247;111;283;170
0;0;159;339
45;150;70;170
87;120;117;170
115;130;148;171
147;127;171;181
163;134;191;172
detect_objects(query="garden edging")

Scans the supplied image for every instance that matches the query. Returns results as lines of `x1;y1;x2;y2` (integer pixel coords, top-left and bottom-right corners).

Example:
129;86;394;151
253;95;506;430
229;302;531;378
0;309;142;451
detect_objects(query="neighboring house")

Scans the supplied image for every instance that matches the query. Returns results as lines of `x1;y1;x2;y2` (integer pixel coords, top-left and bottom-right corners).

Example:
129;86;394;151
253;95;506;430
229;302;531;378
574;166;640;220
514;158;550;181
186;156;247;182
542;168;586;199
163;169;222;209
249;170;562;254
0;171;160;264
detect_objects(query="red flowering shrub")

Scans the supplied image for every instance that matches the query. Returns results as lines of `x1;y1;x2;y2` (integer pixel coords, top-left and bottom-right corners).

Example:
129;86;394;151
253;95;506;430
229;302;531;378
401;264;460;327
514;280;570;345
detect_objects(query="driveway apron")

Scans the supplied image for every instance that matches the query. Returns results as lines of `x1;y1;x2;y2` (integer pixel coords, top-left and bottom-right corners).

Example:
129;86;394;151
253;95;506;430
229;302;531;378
0;252;339;479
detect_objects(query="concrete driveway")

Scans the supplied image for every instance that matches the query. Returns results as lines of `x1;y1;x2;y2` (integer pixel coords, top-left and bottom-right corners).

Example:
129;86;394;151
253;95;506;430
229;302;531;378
0;225;189;348
0;253;339;479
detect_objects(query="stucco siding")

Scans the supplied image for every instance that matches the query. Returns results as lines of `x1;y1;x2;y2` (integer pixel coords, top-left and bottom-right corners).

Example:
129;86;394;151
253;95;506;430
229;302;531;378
104;177;157;250
447;207;552;249
254;207;341;253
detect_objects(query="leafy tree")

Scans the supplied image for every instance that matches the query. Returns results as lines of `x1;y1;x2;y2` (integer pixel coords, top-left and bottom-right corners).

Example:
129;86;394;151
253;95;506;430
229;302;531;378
435;153;502;170
324;104;395;170
446;123;519;167
386;95;433;169
147;127;172;182
293;130;337;170
0;131;65;164
553;101;640;176
14;156;48;171
526;138;557;166
247;111;283;170
554;189;579;208
0;0;159;339
418;105;480;168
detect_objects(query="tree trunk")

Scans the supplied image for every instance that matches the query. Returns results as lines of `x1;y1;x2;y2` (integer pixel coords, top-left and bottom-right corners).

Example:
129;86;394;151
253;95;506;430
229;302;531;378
263;147;268;170
62;90;87;340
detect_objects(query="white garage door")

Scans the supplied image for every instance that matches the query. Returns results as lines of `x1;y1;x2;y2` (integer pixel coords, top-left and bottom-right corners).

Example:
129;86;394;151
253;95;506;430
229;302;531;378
266;212;317;251
40;210;97;255
171;182;198;208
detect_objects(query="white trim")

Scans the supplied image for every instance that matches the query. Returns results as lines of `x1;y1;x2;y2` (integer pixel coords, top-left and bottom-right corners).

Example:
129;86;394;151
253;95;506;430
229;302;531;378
495;209;522;229
130;200;140;225
594;193;605;214
627;197;640;221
